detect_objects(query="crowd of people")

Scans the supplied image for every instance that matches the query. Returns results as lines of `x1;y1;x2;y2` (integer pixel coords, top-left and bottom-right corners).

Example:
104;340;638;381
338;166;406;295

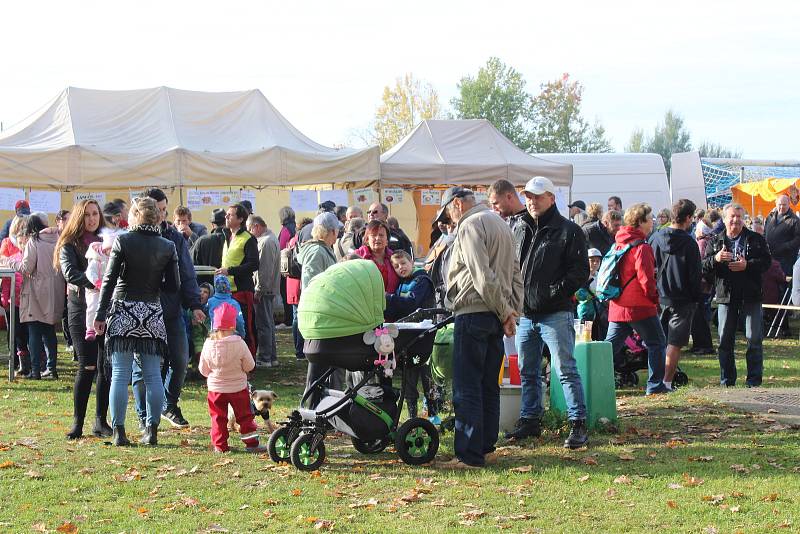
1;181;796;463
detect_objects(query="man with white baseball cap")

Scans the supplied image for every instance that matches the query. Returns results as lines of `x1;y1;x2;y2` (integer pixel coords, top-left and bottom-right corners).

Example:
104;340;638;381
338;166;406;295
510;176;590;449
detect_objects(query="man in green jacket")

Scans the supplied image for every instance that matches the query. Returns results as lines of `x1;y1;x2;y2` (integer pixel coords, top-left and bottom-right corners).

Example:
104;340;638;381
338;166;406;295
438;187;523;469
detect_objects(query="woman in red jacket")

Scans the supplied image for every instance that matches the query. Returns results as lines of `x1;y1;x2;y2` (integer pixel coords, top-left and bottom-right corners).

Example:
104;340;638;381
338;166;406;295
604;203;669;395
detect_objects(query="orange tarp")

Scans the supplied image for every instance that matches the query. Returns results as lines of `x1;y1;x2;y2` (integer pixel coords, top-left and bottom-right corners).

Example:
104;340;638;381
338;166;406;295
731;178;800;217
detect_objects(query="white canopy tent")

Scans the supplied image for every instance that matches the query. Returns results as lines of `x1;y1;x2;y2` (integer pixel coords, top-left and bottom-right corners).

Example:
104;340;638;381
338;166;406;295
380;119;572;187
0;87;379;188
537;152;671;211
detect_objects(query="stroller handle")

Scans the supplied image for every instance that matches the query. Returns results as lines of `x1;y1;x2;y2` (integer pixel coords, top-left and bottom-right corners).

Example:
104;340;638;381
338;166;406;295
395;307;451;324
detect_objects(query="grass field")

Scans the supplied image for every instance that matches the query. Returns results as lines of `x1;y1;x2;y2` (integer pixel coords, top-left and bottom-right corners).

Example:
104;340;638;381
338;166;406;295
1;330;798;533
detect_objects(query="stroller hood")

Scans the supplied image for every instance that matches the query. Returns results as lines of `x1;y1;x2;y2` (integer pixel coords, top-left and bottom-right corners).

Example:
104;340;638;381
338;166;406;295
298;259;386;340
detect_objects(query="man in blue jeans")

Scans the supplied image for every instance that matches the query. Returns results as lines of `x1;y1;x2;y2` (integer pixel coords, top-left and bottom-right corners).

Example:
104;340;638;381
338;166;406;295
133;188;204;430
702;203;771;387
510;176;590;449
437;187;522;469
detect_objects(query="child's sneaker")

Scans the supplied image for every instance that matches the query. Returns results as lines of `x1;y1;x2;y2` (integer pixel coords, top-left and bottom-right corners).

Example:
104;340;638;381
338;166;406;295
246;443;268;454
85;330;96;341
428;415;442;426
213;447;230;454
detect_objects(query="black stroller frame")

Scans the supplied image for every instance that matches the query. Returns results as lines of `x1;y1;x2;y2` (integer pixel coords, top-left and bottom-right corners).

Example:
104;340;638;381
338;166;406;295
268;308;453;471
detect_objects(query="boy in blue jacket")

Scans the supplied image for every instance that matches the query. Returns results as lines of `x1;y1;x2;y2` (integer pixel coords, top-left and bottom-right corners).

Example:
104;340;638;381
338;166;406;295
386;251;440;424
208;275;246;339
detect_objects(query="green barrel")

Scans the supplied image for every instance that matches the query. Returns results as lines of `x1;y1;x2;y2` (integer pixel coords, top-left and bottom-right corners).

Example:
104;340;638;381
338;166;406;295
549;341;617;427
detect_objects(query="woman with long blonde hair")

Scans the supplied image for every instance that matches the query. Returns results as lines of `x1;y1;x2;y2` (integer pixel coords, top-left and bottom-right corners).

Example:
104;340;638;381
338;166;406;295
54;199;109;440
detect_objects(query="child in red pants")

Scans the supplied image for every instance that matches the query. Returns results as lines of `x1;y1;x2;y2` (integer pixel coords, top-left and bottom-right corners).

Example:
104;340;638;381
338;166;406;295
199;302;267;453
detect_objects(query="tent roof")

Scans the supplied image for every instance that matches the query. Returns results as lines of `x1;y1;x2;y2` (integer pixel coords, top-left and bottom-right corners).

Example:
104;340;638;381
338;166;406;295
380;119;572;186
0;87;379;188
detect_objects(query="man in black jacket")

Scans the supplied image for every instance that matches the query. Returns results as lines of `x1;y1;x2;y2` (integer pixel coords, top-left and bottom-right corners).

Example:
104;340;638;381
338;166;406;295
764;194;800;275
190;209;226;269
583;210;622;256
509;176;590;449
649;199;702;391
702;203;771;387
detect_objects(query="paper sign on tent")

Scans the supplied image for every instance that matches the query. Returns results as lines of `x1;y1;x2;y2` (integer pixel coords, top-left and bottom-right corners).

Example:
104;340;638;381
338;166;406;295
0;188;25;211
420;189;442;206
382;188;404;204
29;190;62;213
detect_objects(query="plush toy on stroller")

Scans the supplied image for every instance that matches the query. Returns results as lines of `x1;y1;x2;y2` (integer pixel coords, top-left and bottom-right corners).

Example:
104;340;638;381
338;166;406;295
614;332;688;388
268;260;451;471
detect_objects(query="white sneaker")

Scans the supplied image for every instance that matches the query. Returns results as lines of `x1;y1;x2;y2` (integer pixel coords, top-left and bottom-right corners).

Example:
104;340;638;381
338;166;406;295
255;360;271;368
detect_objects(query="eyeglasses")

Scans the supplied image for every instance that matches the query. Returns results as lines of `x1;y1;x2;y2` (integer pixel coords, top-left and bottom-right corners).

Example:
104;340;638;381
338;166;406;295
368;210;381;215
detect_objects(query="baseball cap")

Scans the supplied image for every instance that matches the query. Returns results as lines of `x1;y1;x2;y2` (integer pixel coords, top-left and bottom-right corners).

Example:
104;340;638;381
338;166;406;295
523;176;555;196
210;208;225;226
433;186;473;225
313;211;343;232
568;200;586;211
15;200;30;215
588;248;603;258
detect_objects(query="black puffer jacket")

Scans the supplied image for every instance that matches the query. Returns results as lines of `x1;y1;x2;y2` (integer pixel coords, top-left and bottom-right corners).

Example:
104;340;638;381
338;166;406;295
513;204;589;316
701;227;771;304
95;226;180;321
764;209;800;262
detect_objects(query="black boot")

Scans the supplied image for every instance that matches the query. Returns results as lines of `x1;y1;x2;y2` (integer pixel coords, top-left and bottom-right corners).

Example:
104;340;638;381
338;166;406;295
564;419;589;449
16;351;30;375
505;417;541;440
66;417;84;440
92;417;113;438
140;424;158;446
112;426;131;447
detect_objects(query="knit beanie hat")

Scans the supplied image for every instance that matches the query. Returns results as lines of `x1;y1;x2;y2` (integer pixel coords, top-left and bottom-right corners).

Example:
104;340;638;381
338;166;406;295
214;274;231;295
213;302;237;331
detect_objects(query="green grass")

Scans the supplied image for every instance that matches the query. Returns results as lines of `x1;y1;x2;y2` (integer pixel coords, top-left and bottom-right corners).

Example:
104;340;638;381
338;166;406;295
0;330;798;533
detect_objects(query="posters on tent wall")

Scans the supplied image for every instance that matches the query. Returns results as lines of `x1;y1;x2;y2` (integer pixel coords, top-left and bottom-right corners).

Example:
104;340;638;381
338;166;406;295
352;188;377;205
29;190;61;213
0;188;25;211
382;188;404;204
187;190;257;212
420;189;442;206
554;186;569;217
319;189;349;207
289;190;318;213
74;192;106;205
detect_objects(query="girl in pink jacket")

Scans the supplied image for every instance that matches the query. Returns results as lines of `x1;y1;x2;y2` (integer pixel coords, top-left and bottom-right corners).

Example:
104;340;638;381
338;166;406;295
199;302;267;454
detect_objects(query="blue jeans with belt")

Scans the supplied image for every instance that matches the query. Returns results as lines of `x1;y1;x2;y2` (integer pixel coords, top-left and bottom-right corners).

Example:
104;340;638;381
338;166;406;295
517;311;587;420
452;312;504;467
110;351;163;427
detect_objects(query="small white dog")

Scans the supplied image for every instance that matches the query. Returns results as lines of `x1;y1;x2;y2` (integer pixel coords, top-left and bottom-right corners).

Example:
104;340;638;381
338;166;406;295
228;389;278;434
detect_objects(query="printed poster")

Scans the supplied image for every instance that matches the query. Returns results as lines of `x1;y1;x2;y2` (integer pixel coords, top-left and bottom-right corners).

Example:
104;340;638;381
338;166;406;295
74;192;106;205
352;188;376;205
319;189;349;207
187;190;222;210
381;188;404;204
420;189;442;206
289;190;319;212
29;190;62;213
0;188;26;211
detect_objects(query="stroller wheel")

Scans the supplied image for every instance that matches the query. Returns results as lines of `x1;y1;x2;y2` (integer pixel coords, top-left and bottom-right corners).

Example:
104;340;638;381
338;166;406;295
290;433;326;471
395;417;439;466
351;437;388;455
267;426;294;463
673;370;689;388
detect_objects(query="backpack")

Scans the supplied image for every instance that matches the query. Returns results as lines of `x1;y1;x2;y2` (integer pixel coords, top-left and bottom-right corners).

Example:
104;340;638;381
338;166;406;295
594;240;644;302
280;241;301;279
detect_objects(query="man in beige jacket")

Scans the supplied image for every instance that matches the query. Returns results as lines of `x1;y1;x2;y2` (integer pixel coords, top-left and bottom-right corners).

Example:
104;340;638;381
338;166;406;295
437;187;523;469
247;215;281;368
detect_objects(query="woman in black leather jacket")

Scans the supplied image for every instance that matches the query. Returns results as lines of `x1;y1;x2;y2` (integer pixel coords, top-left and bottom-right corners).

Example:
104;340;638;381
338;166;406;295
94;197;179;446
55;199;110;440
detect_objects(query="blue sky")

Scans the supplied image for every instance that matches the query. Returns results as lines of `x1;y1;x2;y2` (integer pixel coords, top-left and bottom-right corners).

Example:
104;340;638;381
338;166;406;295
1;0;797;158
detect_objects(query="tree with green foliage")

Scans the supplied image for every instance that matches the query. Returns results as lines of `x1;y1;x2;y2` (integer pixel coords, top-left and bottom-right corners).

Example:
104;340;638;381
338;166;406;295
528;73;612;153
627;110;692;172
697;141;741;159
371;73;442;152
451;57;532;150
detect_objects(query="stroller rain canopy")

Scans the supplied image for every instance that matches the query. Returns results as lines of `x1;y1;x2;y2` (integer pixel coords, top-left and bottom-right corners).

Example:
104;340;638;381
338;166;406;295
298;259;385;340
0;86;380;188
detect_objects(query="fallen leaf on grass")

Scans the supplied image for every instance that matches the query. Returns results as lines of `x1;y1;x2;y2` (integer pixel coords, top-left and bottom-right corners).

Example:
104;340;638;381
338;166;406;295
668;483;683;490
459;509;486;521
682;473;704;487
613;475;632;485
509;465;532;473
701;494;725;504
238;505;249;510
581;457;598;466
667;500;678;509
767;408;779;414
232;470;241;478
0;461;15;469
262;510;274;519
25;470;43;480
688;456;714;462
291;489;302;497
113;468;142;482
618;453;635;461
665;438;687;448
202;524;228;533
147;456;164;462
78;468;94;475
31;523;48;533
400;490;422;503
577;475;590;482
213;458;234;467
762;493;778;502
349;498;378;509
55;522;77;533
430;499;447;507
313;520;335;531
729;506;740;513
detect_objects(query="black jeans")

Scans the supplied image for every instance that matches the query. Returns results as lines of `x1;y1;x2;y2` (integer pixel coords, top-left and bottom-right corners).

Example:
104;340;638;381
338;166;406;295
690;295;714;350
68;289;109;423
404;363;437;417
